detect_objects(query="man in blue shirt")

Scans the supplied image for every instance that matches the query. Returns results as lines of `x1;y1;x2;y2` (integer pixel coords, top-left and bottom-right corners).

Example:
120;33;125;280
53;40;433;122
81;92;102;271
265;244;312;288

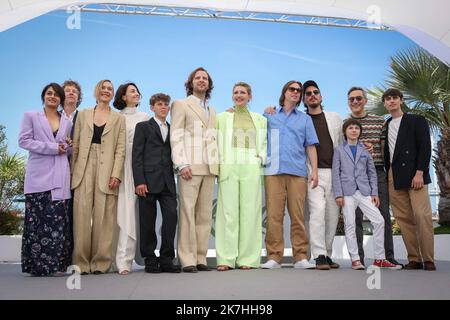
261;80;319;269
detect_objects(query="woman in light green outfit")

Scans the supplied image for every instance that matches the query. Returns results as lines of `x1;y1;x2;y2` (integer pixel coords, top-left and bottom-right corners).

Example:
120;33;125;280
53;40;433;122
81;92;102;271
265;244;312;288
215;82;267;271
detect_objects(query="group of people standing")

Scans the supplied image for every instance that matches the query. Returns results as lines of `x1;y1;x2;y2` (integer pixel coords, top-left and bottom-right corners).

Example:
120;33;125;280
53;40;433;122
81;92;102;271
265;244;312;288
19;67;436;277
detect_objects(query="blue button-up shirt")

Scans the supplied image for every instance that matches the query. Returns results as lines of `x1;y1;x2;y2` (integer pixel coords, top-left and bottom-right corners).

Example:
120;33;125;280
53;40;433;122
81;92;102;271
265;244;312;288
264;106;319;177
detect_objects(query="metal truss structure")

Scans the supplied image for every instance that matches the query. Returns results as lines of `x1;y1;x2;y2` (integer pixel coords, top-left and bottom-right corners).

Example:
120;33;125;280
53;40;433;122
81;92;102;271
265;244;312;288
75;3;391;31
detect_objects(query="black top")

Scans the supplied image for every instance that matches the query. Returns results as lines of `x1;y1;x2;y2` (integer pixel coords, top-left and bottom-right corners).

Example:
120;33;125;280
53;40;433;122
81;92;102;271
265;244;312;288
53;130;58;138
310;112;334;168
92;123;106;144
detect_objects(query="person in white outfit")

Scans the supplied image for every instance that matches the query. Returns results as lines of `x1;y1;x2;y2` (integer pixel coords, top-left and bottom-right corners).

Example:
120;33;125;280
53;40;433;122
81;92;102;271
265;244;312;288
332;119;401;270
112;82;150;274
302;80;342;270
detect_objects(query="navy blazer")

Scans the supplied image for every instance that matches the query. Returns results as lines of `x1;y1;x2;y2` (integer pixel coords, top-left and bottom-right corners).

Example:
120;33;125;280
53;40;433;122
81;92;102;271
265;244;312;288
384;113;431;190
332;141;378;198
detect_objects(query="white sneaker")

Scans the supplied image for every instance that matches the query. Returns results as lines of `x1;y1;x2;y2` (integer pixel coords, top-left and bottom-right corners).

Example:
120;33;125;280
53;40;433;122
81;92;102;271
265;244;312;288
261;259;281;269
294;259;316;269
352;260;365;270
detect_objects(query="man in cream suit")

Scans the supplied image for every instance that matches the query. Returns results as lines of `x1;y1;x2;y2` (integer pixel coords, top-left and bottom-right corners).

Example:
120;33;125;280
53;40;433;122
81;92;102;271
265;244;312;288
303;80;343;270
170;67;219;273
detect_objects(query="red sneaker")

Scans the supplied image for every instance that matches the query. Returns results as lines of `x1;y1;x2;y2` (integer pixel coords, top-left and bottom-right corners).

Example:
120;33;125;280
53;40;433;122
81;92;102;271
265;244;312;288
373;259;402;270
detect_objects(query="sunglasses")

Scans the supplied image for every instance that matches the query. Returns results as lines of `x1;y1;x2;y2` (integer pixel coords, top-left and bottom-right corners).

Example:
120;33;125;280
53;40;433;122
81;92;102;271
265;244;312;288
287;87;302;93
305;90;320;97
348;96;364;102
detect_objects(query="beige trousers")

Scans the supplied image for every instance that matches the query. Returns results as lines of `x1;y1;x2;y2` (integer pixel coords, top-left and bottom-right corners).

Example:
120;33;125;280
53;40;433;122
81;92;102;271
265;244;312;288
72;144;117;273
265;175;308;263
388;169;434;262
177;175;215;267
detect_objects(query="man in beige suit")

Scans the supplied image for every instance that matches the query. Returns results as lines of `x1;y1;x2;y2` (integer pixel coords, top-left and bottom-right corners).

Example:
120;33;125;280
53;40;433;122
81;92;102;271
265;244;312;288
170;67;219;273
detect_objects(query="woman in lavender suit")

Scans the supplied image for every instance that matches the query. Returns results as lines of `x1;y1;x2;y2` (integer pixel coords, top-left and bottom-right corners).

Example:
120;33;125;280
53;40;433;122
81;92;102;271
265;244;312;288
19;83;73;276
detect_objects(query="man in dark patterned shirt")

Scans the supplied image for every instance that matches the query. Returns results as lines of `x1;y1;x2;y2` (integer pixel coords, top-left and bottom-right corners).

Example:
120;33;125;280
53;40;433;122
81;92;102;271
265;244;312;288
347;87;402;267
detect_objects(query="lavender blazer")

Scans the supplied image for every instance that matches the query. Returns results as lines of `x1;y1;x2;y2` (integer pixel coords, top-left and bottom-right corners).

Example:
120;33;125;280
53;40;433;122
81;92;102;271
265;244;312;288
18;110;73;200
332;141;378;198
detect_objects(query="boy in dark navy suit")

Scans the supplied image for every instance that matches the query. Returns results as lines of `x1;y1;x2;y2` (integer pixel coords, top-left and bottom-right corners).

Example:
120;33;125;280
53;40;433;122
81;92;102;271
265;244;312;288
132;93;180;273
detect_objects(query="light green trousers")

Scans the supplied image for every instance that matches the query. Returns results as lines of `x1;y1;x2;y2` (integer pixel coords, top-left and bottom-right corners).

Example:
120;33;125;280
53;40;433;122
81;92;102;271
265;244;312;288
215;148;263;268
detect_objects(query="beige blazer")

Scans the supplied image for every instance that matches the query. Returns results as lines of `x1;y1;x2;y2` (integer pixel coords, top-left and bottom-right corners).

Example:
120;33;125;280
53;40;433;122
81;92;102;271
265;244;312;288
170;96;219;176
71;108;126;195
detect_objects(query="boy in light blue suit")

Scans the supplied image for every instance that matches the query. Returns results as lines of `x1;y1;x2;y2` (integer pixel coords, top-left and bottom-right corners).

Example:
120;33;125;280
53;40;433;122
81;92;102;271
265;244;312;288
332;119;401;270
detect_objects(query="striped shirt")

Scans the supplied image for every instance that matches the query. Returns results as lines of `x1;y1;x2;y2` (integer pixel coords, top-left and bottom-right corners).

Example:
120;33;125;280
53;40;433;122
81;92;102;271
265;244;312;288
348;113;385;166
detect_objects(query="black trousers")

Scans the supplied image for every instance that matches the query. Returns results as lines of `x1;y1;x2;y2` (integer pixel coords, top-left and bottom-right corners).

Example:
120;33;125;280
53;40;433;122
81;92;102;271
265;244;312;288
139;183;177;265
355;166;395;263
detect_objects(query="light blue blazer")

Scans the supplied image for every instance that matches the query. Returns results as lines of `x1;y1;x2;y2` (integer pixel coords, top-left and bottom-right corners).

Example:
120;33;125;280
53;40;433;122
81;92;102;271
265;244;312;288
332;141;378;198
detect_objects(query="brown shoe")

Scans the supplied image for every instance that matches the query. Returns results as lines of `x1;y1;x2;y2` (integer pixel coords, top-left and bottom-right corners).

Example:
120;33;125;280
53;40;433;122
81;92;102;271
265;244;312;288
404;261;423;270
182;265;198;273
196;264;211;271
423;261;436;271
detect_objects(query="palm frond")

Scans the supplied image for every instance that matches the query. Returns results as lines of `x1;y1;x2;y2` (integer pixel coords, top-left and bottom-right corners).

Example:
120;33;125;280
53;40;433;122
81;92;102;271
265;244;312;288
367;47;450;131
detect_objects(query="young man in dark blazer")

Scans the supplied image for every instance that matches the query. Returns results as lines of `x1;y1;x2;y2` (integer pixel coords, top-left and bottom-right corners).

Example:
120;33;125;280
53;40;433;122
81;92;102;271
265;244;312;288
132;93;180;273
383;88;436;271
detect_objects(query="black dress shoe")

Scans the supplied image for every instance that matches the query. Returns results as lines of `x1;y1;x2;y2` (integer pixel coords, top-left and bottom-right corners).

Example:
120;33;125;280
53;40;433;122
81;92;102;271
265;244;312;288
145;264;161;273
160;264;182;273
196;264;211;271
182;265;198;273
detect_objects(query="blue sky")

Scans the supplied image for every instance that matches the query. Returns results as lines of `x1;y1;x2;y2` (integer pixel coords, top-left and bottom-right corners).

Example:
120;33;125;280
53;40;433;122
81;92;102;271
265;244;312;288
0;10;417;153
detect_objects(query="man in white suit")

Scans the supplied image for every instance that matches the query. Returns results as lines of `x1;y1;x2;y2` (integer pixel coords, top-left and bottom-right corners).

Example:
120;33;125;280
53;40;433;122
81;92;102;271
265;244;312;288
170;67;219;273
303;80;343;270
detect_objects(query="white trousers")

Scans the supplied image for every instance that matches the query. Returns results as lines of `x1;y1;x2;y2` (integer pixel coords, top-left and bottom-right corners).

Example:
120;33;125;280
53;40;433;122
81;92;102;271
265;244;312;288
115;228;136;272
343;191;385;261
307;168;340;258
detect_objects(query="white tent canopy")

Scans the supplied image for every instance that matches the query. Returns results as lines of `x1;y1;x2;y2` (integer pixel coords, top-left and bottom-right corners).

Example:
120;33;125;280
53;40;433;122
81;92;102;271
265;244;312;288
1;0;449;64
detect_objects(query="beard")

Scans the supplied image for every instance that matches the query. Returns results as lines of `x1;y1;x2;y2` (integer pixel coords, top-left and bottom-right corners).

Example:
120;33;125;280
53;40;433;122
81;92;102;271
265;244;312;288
193;85;208;94
307;102;321;109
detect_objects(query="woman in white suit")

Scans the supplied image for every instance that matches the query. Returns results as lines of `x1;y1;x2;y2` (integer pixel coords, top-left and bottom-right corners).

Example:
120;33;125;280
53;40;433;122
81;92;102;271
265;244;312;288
112;82;150;274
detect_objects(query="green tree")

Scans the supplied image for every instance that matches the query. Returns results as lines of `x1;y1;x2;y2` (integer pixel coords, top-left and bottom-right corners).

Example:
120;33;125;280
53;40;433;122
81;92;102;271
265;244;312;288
367;47;450;226
0;125;25;212
0;124;7;156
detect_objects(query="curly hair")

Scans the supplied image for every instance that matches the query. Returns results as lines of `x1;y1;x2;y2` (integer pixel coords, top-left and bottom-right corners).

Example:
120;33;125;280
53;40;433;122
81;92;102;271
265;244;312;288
184;67;214;100
62;79;83;107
